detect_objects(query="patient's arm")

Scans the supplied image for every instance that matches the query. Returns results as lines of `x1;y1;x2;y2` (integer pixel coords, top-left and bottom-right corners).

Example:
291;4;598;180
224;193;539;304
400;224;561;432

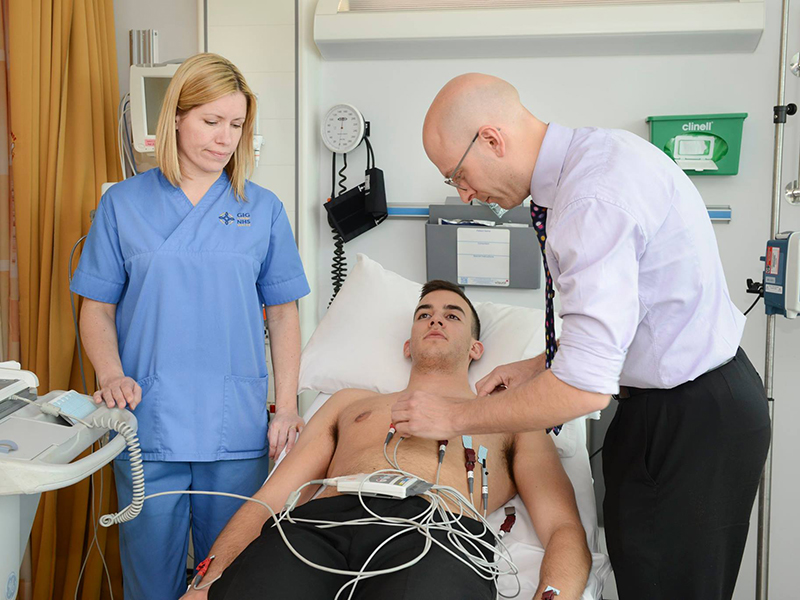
513;431;591;600
183;389;371;596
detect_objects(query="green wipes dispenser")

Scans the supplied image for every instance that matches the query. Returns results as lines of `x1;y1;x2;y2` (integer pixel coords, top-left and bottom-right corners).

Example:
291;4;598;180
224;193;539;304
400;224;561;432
646;113;747;176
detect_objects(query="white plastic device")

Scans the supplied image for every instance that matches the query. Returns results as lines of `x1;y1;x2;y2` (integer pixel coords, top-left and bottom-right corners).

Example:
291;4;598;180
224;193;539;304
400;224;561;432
673;134;718;171
0;373;136;600
336;473;433;499
129;62;181;153
321;103;365;154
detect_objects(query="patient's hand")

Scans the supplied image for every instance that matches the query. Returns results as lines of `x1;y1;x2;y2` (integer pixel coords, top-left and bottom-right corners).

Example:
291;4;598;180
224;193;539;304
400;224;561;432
268;410;305;459
179;586;208;600
476;357;542;397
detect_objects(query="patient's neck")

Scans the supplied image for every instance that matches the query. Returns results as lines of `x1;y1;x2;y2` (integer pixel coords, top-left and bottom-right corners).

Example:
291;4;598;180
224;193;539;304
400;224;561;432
405;366;475;399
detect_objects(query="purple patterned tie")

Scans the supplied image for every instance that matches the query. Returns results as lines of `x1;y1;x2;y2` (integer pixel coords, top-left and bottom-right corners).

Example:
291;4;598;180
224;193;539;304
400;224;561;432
531;202;562;436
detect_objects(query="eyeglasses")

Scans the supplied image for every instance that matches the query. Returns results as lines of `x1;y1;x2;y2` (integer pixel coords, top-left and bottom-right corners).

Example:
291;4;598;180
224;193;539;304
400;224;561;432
444;131;480;191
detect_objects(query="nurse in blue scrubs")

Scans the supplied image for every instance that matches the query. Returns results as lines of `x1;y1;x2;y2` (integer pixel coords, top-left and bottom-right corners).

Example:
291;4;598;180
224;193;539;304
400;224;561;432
70;53;310;599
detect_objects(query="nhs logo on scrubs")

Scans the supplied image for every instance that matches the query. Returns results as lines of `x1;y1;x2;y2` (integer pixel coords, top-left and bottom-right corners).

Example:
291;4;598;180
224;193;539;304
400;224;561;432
219;211;251;227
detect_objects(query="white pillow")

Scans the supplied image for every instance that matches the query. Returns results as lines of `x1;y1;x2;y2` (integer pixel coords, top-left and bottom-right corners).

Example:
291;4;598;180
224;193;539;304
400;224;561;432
300;254;548;395
299;254;577;457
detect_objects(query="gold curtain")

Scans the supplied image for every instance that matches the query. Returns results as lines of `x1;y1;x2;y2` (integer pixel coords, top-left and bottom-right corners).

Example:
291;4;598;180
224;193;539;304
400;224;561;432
0;0;19;362
7;0;124;597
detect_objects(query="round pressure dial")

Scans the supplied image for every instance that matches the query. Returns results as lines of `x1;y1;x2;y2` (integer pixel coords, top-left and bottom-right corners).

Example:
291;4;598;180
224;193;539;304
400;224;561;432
321;104;365;154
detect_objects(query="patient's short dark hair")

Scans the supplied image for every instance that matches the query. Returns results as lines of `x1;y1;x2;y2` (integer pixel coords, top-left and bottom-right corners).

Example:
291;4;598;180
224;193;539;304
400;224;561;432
419;280;481;340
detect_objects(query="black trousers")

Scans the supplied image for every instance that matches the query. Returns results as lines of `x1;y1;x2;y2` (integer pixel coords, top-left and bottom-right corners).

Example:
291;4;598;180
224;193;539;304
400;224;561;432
603;347;771;600
208;495;497;600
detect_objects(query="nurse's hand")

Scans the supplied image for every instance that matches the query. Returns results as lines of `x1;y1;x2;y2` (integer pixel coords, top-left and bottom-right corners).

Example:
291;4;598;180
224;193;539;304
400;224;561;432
93;375;142;410
475;357;541;397
268;411;305;459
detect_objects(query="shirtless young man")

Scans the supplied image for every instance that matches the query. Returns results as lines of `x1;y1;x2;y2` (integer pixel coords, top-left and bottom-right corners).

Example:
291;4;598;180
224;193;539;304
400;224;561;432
183;280;591;600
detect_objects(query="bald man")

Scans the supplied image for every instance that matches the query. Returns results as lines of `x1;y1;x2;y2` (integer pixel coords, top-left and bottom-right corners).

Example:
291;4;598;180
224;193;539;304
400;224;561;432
391;73;770;600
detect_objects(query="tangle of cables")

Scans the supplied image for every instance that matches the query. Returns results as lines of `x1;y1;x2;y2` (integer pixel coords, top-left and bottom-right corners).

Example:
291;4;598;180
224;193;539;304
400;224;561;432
35;393;520;599
185;437;519;598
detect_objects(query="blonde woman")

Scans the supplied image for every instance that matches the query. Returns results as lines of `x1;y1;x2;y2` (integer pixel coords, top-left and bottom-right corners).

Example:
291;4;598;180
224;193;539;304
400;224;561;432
70;53;309;599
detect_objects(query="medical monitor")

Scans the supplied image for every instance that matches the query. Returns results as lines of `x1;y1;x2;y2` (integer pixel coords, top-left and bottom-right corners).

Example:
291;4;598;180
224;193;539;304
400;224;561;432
129;63;181;153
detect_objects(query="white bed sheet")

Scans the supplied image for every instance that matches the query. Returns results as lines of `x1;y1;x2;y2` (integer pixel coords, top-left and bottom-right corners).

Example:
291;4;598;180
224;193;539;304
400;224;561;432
273;393;611;599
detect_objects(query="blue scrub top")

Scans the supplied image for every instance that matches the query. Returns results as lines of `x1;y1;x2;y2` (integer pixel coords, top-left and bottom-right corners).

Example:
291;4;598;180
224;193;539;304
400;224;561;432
71;168;310;461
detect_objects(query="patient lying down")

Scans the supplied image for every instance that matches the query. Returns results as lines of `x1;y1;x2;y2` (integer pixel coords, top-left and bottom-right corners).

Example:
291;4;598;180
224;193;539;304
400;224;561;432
182;281;591;600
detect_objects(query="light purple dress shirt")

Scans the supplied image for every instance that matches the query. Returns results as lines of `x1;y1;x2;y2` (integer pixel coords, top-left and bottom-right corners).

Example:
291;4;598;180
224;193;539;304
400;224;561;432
531;123;744;394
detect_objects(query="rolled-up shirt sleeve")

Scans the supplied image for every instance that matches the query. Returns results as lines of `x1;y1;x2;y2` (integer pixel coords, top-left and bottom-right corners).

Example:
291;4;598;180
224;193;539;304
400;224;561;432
548;197;647;394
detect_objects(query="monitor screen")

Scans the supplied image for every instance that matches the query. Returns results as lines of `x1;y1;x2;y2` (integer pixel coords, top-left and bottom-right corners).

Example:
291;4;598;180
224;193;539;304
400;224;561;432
143;77;172;136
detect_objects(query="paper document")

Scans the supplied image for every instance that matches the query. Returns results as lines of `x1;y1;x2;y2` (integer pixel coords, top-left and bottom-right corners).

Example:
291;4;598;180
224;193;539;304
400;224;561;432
457;228;510;287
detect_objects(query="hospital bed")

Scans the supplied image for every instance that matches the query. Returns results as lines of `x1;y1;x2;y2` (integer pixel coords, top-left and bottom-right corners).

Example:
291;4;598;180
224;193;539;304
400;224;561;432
281;254;611;599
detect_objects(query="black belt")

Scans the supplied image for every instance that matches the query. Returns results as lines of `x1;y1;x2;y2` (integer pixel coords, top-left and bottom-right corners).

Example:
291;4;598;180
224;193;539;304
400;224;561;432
616;386;653;400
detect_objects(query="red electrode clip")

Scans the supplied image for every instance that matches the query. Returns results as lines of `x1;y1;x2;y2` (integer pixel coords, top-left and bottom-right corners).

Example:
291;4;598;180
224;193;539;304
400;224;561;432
464;448;476;470
500;506;516;535
196;555;215;578
542;592;557;600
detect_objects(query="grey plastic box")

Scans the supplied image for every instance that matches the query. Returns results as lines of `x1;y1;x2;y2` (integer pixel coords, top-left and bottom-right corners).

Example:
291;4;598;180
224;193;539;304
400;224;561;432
425;204;540;290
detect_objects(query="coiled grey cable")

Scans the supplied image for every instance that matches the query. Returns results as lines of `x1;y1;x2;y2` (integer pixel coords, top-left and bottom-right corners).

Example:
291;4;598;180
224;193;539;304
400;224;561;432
92;416;145;526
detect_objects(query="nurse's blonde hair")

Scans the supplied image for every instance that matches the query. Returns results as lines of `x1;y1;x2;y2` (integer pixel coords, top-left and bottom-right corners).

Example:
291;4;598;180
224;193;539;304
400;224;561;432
155;53;255;201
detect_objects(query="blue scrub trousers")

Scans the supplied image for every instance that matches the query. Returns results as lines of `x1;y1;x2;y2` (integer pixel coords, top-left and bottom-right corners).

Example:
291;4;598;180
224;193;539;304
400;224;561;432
114;456;270;600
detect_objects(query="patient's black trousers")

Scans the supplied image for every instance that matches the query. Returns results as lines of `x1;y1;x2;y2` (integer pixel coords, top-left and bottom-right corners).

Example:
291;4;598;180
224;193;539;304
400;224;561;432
603;347;771;600
208;495;496;600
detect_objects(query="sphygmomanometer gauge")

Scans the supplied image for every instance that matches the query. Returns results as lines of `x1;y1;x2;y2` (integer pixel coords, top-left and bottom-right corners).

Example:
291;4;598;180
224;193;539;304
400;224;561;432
321;103;366;154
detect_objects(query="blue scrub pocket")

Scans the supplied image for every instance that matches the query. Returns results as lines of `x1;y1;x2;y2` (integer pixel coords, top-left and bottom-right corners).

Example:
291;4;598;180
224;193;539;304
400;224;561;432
127;374;161;455
221;375;269;454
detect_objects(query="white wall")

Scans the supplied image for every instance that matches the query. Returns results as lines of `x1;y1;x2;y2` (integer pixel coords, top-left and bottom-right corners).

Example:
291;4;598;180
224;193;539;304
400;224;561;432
113;0;199;99
206;0;297;230
305;2;800;598
297;0;322;349
113;1;200;173
313;78;547;314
